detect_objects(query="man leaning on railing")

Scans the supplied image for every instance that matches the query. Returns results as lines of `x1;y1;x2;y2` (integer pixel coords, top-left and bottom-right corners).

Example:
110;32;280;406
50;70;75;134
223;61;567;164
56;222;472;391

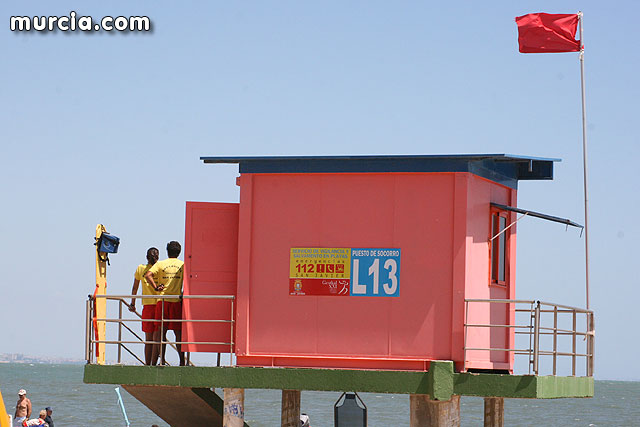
128;247;160;365
145;241;186;366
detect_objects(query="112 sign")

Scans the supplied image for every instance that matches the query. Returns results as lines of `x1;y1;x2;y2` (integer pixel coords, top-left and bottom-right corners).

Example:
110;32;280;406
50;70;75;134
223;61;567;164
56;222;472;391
350;248;401;297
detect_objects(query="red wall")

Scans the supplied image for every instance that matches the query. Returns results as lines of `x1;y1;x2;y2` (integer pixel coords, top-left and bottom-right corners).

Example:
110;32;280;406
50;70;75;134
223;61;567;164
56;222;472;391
231;172;515;370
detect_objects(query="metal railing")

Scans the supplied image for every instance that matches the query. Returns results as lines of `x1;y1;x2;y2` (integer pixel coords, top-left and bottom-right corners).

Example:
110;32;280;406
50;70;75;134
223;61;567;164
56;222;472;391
85;294;235;365
463;299;594;376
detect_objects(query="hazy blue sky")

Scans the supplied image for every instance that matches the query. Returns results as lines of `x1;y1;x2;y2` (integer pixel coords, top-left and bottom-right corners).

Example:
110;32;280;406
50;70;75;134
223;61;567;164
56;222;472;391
1;1;638;380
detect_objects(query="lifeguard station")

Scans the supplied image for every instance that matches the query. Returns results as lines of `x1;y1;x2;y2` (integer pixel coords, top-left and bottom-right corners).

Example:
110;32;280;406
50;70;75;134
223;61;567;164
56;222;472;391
84;154;594;427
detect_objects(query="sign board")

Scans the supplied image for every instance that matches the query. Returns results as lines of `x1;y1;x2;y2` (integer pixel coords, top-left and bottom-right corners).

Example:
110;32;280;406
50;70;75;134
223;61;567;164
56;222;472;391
289;247;401;297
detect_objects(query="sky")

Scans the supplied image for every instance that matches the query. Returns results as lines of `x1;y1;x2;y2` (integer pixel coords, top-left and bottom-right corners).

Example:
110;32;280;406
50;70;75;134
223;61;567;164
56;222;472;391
1;1;638;380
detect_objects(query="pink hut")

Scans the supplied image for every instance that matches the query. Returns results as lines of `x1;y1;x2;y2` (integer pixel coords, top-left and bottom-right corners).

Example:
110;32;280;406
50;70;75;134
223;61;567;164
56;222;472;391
181;154;567;372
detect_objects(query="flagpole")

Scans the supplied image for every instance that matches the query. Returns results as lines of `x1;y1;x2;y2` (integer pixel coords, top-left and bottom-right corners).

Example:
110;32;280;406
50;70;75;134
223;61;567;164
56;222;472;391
578;11;591;310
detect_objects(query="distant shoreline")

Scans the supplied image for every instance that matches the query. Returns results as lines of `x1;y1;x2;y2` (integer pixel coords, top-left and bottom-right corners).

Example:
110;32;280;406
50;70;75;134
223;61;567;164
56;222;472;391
0;353;84;365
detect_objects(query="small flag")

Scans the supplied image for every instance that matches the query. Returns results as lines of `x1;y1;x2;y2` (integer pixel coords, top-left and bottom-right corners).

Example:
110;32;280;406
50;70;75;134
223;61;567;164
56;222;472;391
515;13;581;53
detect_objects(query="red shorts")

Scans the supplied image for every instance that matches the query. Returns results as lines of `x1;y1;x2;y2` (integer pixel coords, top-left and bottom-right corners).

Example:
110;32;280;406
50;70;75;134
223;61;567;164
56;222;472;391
155;300;182;331
141;304;156;333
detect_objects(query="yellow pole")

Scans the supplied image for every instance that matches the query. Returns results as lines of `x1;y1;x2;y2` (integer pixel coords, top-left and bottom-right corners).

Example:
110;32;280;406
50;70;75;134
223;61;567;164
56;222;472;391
95;224;108;365
0;388;10;427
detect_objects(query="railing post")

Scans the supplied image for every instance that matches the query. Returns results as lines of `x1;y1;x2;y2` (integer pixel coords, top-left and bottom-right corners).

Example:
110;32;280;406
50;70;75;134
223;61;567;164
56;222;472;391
160;298;165;365
118;300;123;364
572;311;577;376
230;298;235;356
533;301;541;375
463;300;469;373
89;296;95;363
587;312;595;376
85;296;92;363
508;300;515;370
553;305;557;376
528;302;534;375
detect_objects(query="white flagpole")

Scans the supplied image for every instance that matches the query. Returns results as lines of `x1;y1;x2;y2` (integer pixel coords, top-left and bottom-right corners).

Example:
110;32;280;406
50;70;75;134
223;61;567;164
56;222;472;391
578;11;591;309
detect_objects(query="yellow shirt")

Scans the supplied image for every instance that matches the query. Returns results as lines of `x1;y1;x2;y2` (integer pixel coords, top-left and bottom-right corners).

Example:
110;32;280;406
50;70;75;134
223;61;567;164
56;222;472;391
134;264;159;305
149;258;184;303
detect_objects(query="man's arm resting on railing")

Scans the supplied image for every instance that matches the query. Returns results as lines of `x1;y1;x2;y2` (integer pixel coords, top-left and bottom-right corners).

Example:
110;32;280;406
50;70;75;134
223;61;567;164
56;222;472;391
129;278;140;312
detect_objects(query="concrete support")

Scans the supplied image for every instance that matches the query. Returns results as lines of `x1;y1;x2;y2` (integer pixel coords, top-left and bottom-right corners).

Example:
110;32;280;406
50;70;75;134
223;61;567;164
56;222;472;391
483;397;504;427
410;394;460;427
223;388;244;427
281;389;301;427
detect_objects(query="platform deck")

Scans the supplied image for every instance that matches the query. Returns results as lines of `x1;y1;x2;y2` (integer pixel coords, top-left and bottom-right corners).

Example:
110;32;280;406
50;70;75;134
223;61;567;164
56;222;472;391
84;361;593;401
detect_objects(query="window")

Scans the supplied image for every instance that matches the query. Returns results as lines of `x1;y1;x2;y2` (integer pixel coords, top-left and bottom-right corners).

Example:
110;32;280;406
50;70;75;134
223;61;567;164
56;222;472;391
490;210;509;286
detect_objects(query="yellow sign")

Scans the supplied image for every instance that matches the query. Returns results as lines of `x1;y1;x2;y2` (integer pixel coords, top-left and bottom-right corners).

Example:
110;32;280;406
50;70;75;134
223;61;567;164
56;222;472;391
290;248;351;279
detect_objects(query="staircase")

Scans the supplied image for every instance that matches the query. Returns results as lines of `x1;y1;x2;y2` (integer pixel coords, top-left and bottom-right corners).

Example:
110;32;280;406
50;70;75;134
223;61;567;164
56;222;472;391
122;385;244;427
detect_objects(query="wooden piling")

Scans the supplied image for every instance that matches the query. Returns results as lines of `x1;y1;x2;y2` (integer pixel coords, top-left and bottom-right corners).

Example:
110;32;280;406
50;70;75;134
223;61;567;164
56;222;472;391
281;389;301;427
483;397;504;427
410;394;460;426
223;388;244;427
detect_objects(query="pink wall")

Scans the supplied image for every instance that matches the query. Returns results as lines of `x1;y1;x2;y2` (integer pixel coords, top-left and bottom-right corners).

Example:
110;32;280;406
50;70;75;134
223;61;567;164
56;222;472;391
463;176;517;371
231;172;516;370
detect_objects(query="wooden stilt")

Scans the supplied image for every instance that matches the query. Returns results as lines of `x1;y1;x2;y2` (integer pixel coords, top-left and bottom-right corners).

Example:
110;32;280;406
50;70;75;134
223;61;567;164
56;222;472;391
281;389;301;427
223;388;244;427
483;397;504;427
410;394;460;427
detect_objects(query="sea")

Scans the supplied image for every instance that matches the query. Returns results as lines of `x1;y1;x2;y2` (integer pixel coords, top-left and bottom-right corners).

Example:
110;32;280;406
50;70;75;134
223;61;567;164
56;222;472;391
0;363;638;427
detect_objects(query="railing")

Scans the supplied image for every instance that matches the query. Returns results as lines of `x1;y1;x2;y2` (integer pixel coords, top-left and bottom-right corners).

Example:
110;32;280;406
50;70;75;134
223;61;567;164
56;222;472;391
85;294;235;365
463;299;594;376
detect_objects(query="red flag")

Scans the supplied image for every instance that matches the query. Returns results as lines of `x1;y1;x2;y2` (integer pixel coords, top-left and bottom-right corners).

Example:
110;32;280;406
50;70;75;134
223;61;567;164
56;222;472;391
515;13;581;53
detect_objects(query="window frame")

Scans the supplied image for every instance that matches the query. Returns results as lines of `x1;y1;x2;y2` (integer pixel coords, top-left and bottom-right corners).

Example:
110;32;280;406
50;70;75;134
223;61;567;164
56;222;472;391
489;207;510;287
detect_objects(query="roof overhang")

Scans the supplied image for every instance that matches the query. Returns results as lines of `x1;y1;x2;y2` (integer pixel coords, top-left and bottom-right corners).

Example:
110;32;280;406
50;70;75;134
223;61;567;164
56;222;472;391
201;154;560;189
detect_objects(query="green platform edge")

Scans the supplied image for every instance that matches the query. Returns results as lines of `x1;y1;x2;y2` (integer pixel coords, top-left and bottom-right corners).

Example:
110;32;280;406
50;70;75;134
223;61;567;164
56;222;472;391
84;361;593;401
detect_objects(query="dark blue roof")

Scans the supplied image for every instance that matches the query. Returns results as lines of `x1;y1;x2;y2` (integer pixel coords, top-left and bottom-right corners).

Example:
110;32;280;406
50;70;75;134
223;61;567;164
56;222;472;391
200;154;560;189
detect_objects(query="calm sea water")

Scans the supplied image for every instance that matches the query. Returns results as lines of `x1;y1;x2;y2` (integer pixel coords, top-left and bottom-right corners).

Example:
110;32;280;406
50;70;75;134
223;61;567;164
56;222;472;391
0;363;638;426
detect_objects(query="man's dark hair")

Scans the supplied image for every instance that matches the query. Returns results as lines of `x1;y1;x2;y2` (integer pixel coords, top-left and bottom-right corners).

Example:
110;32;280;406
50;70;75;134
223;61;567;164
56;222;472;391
146;247;159;264
167;241;181;258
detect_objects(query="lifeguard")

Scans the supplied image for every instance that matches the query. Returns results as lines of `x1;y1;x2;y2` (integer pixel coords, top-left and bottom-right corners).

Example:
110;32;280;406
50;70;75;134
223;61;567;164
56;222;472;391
129;247;160;365
145;241;185;366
